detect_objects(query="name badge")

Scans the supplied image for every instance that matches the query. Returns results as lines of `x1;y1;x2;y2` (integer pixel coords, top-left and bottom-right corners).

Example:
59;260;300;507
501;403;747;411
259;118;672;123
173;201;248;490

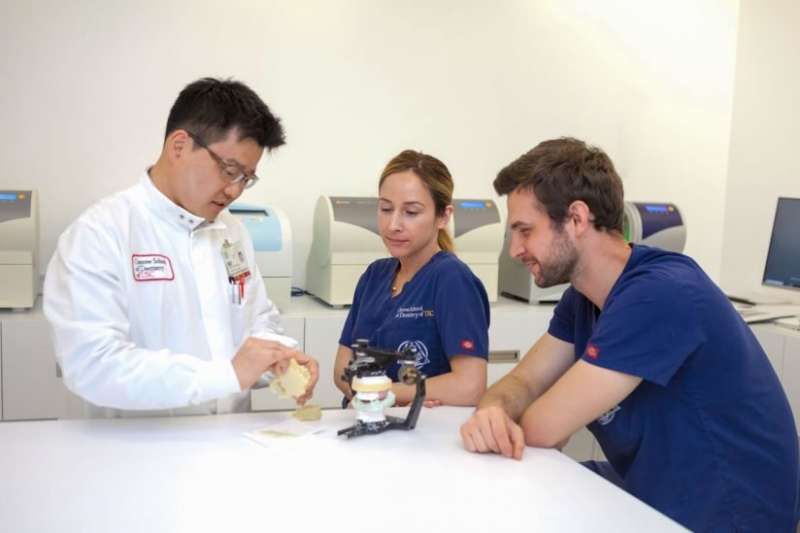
221;240;250;279
132;254;175;281
222;240;251;305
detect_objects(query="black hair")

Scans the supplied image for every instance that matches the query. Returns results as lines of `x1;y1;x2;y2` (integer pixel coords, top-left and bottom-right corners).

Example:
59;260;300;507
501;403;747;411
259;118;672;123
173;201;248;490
165;77;285;150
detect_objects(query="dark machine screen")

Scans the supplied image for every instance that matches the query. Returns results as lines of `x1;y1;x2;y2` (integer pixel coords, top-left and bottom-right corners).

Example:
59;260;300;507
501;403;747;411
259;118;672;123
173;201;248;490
763;197;800;289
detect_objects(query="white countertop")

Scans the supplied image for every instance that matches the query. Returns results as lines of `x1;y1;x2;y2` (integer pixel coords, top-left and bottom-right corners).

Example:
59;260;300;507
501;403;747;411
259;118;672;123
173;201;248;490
0;406;685;532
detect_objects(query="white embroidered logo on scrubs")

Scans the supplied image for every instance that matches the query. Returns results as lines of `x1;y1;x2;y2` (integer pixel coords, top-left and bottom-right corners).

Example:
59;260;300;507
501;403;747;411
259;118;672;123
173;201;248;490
132;254;175;281
397;340;430;369
395;306;429;319
597;406;621;426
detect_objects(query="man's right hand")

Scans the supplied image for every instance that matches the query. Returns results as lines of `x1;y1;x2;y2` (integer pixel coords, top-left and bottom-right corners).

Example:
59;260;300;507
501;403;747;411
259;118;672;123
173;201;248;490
231;337;305;391
459;405;526;460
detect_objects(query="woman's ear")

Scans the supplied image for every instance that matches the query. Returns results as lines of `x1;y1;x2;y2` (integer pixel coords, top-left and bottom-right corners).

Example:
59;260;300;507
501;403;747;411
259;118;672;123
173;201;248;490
437;204;454;229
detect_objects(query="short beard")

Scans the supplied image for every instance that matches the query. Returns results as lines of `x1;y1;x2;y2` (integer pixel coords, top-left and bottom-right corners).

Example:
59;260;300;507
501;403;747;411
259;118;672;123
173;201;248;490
534;224;578;288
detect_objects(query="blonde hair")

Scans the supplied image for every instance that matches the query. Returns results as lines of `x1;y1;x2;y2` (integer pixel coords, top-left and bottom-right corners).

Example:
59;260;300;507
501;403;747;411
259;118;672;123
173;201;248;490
379;150;455;252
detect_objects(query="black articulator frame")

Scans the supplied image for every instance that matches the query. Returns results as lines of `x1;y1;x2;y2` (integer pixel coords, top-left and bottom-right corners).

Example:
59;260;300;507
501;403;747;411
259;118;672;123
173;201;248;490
337;339;427;439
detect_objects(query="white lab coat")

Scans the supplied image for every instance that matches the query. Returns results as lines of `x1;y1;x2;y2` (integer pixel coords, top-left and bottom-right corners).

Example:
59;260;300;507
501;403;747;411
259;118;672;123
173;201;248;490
44;173;296;416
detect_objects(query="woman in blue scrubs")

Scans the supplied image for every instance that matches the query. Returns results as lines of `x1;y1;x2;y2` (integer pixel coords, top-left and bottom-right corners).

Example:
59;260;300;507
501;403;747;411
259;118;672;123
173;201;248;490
334;150;490;406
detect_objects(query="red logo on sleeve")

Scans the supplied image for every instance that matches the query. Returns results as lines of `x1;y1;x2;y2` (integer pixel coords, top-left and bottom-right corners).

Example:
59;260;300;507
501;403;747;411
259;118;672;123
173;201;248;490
585;344;600;359
460;340;475;351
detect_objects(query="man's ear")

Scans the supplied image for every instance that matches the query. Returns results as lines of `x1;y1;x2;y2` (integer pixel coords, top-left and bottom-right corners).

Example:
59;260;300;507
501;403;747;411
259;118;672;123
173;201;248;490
567;200;593;236
164;130;191;163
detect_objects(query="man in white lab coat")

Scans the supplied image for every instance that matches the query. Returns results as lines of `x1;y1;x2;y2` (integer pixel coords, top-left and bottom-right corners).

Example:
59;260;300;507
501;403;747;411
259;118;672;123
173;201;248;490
44;77;318;416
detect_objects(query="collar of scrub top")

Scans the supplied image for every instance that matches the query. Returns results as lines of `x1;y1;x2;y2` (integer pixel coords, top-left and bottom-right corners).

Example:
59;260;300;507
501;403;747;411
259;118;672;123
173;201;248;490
141;171;227;233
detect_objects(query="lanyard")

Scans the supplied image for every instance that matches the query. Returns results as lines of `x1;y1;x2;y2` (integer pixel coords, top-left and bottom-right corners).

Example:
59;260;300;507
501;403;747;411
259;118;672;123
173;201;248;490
221;239;251;305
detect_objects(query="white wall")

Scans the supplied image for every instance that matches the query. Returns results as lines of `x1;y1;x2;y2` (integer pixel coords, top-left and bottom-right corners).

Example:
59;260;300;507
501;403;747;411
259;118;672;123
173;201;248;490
721;0;800;301
0;0;739;287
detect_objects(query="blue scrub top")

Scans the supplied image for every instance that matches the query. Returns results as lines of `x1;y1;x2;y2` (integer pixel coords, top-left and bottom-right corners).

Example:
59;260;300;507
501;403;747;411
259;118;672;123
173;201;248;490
340;251;489;381
549;244;799;531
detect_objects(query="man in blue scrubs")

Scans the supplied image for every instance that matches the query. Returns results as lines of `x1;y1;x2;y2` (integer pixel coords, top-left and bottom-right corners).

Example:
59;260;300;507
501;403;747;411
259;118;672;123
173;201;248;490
460;137;799;531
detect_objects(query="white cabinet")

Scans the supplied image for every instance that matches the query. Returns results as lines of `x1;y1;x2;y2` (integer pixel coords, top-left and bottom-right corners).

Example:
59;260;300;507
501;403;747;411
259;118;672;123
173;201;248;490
781;335;800;432
0;314;72;420
304;314;349;409
487;301;551;385
0;322;3;419
752;325;800;433
751;324;786;378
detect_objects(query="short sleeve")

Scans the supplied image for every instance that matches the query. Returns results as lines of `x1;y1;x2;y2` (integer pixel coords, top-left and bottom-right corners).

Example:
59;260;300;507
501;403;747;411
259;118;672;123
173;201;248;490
582;276;704;386
548;286;579;343
434;265;490;359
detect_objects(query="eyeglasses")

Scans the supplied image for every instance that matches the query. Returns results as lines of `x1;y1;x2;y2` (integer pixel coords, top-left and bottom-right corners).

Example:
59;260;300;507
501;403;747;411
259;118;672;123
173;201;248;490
186;131;259;189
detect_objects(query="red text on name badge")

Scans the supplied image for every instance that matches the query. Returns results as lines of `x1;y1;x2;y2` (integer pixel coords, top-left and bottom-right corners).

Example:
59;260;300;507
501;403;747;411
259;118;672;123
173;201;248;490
132;254;175;281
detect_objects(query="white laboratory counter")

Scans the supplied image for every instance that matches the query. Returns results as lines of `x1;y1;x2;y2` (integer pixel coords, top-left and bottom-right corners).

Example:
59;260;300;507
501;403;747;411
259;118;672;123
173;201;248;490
0;406;685;533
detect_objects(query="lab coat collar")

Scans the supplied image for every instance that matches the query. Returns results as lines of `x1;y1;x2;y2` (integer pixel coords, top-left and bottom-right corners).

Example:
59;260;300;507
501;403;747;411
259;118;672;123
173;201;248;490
140;171;227;233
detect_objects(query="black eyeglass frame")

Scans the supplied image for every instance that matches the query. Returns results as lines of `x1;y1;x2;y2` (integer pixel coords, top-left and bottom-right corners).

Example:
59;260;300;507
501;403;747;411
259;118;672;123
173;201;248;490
186;131;259;189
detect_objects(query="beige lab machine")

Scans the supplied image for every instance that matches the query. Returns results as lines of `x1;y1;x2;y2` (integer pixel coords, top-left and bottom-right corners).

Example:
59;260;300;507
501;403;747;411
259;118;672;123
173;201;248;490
499;201;686;304
307;195;505;306
0;190;38;309
306;196;388;307
452;199;504;302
